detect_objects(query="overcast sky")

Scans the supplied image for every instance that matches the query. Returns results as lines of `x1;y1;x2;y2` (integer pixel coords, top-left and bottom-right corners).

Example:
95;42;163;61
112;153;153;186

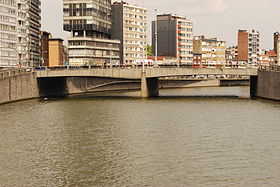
42;0;280;49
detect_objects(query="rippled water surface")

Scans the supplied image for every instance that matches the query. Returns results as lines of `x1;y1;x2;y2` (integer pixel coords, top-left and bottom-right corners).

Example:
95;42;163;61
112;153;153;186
1;87;280;186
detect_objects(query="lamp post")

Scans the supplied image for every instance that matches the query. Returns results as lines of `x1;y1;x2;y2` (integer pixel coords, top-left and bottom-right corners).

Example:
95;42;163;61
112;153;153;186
109;44;113;68
154;8;158;66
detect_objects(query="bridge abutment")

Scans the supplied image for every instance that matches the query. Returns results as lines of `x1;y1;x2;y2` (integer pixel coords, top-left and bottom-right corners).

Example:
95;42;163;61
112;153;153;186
141;72;159;98
251;70;280;100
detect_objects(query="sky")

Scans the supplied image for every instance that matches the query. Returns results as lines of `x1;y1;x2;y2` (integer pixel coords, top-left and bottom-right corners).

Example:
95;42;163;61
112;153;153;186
41;0;280;49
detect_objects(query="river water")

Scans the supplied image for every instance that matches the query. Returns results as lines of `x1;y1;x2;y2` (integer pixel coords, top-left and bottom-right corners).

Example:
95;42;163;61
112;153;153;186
1;87;280;186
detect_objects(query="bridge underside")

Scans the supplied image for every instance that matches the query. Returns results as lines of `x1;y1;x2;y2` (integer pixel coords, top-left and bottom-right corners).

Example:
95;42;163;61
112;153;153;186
37;76;159;98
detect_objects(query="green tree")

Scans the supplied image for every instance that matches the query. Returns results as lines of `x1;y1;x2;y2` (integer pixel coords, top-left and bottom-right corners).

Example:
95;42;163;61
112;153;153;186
147;45;153;56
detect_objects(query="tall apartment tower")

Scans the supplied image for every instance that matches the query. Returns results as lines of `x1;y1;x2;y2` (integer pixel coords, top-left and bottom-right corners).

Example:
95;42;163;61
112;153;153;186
40;31;51;66
274;32;280;65
152;14;193;64
0;0;18;67
63;0;120;66
238;29;260;64
18;0;41;67
273;32;280;52
278;39;280;65
111;1;148;64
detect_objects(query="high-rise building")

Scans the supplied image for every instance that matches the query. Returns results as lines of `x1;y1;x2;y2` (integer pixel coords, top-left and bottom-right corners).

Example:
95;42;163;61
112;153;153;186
193;36;226;66
277;41;280;65
49;38;64;67
152;14;193;64
18;0;41;67
238;29;260;64
274;32;280;65
111;1;148;64
40;31;51;66
63;0;120;66
0;0;18;67
273;32;280;52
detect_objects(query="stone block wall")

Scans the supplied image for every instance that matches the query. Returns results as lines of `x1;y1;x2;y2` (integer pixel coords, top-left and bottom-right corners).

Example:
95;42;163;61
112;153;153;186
253;70;280;100
0;71;39;104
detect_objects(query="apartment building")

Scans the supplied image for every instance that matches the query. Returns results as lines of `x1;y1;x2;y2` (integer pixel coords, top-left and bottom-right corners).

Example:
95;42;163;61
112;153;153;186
0;0;18;67
17;0;41;67
274;32;280;52
226;46;238;61
48;38;64;67
111;1;148;64
40;31;51;66
152;14;193;64
193;36;226;66
238;29;260;64
274;32;280;65
63;0;120;66
277;40;280;65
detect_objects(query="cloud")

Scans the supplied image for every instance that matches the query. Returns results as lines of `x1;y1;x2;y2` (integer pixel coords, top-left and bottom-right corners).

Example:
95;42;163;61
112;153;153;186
128;0;227;16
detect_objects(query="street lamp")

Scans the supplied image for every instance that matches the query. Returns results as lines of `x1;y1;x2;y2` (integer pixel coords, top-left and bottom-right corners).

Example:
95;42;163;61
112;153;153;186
154;8;158;66
108;44;113;68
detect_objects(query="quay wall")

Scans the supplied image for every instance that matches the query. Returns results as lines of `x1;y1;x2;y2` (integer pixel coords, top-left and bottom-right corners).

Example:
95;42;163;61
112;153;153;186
0;70;39;104
251;70;280;100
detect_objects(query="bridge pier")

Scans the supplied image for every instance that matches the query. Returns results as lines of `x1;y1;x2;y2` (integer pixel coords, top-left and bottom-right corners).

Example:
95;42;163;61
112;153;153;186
141;72;159;98
250;75;258;98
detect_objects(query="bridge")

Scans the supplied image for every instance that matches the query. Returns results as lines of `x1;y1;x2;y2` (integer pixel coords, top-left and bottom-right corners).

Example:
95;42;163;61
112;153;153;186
36;67;257;79
36;67;258;97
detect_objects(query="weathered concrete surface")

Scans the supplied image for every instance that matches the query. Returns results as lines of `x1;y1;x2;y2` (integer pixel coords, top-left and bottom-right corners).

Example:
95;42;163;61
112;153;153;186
36;68;258;79
220;79;249;86
141;72;159;97
37;76;141;97
159;79;220;88
0;71;39;104
252;70;280;100
66;77;139;95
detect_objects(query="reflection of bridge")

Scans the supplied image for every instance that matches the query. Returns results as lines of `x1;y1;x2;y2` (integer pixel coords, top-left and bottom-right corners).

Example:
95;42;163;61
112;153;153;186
37;67;258;97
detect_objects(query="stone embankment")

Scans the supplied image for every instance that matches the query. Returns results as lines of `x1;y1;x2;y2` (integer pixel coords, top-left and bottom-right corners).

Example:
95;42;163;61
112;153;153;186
251;69;280;101
0;69;38;104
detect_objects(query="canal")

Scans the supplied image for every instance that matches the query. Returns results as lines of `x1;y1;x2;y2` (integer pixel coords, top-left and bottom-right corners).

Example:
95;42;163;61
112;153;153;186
1;86;280;186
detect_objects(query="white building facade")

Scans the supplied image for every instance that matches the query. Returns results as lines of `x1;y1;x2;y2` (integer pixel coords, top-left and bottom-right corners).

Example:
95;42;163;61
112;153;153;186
248;29;260;64
177;16;193;64
18;0;41;67
112;1;148;64
0;0;18;67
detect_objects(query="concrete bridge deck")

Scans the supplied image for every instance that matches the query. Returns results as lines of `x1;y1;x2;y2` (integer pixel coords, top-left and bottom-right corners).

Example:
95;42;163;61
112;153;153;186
36;67;258;79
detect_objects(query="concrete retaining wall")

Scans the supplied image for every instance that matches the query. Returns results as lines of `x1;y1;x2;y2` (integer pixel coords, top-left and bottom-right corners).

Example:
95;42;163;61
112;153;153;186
252;70;280;100
0;72;39;104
